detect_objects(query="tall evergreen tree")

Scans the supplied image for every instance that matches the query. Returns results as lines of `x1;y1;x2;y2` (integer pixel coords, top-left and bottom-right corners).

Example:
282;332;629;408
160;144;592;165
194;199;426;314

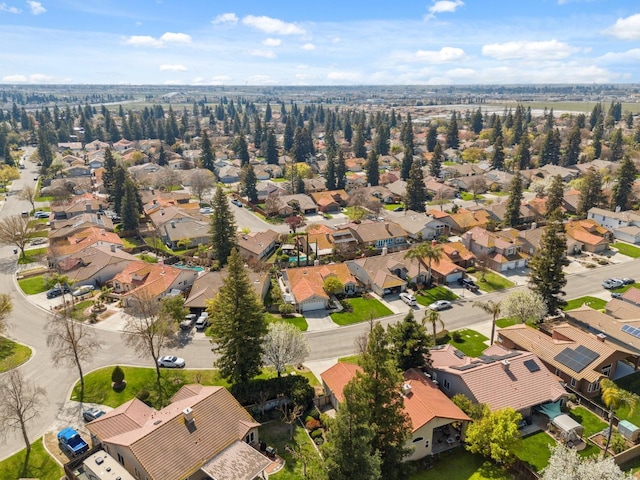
546;175;565;216
561;125;581;166
445;111;459;149
336;150;347;190
503;173;523;227
283;116;294;152
491;116;503;143
430;143;442;178
400;144;413;181
400;114;414;153
528;210;567;314
491;136;505;170
592;121;603;159
471;107;484;134
610;128;624;162
208;248;267;385
611;156;637;211
589;103;603;130
200;131;215;171
3;145;13;167
353;124;367;158
426;125;437;152
405;159;427;212
233;133;250;166
112;165;127;215
157;144;168;166
265;128;278;165
102;147;116;198
366;149;379;187
374;123;390;156
121;178;141;232
387;310;431;371
210;186;237;267
240;164;258;203
577;168;603;216
514;134;531;170
325;153;337;191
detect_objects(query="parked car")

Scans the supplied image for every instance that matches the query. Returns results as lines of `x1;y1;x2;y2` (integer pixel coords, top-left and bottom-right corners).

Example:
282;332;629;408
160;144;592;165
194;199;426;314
231;199;243;208
399;292;417;306
622;278;636;285
180;314;197;331
602;278;624;289
46;285;71;299
612;292;623;299
195;313;209;330
199;207;214;214
33;210;49;219
458;277;479;292
72;285;95;297
157;355;185;368
30;237;47;245
57;427;89;456
429;300;452;311
83;407;105;422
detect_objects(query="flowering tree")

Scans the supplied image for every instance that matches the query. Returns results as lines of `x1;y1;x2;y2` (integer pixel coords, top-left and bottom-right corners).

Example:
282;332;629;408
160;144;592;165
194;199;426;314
541;444;633;480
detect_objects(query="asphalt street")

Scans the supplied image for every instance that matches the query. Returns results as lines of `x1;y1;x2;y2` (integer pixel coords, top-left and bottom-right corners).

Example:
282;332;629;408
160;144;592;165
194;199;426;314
0;159;636;461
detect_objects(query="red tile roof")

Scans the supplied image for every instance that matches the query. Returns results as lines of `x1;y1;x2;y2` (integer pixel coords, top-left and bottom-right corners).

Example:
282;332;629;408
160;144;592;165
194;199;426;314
320;362;362;403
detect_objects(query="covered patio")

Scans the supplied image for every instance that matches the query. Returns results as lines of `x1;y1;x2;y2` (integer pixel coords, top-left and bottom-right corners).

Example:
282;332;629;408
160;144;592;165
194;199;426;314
431;423;463;454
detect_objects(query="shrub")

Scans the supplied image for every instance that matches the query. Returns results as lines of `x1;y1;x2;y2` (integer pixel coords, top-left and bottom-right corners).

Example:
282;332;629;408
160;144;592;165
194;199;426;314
111;366;125;385
466;266;476;274
310;428;323;439
305;415;315;424
230;375;314;409
451;331;463;342
306;419;321;431
136;389;150;401
314;437;324;445
309;408;320;420
611;433;627;454
279;303;295;317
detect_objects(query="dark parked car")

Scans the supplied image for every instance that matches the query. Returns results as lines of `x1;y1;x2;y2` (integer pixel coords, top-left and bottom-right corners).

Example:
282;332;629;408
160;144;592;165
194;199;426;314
46;285;71;299
457;277;479;292
83;407;105;422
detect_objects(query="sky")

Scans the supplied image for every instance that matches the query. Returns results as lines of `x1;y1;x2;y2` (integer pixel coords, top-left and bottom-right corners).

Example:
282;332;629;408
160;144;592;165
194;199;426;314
1;0;640;86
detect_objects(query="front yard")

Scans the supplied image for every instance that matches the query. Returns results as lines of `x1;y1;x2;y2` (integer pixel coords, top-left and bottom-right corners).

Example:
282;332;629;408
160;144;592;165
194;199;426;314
266;313;308;331
330;296;393;326
0;437;63;480
17;273;48;295
475;272;515;292
0;337;31;372
447;329;489;357
563;296;607;311
612;241;640;259
415;286;458;307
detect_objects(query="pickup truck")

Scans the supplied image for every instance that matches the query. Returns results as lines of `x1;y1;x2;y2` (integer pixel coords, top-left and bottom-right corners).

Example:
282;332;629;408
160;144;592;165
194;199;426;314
58;427;89;456
180;314;197;331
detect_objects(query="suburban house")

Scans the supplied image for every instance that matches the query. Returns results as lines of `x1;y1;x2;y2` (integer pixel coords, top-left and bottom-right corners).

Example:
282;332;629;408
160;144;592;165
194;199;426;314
517;225;582;257
462;226;529;272
48;226;124;262
57;245;138;287
389;211;449;241
49;212;114;240
565;305;640;358
108;261;199;305
280;263;357;312
161;218;211;249
441;242;476;269
587;207;640;244
347;250;422;296
184;270;270;312
275;194;318;216
310;189;349;212
50;194;106;220
429;254;466;285
347;220;408;252
217;165;241;184
299;224;358;260
236;230;280;262
320;363;471;461
428;344;567;421
564;219;611;253
606;296;640;320
497;323;633;398
86;384;271;480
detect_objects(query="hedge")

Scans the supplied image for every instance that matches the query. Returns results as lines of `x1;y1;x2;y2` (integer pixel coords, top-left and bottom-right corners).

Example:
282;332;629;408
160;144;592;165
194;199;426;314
230;375;314;409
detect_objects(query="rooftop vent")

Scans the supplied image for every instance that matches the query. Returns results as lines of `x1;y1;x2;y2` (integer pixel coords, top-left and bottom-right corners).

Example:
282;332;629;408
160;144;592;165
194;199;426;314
402;383;412;395
501;359;510;369
183;406;194;424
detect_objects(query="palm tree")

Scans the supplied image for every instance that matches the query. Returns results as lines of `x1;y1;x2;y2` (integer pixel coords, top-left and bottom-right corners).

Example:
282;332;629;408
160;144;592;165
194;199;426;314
601;378;639;457
423;309;445;343
472;299;502;346
404;241;442;287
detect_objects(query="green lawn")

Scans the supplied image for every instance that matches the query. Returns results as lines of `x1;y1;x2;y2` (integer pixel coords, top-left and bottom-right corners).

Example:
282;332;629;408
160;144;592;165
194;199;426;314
383;203;404;211
409;448;511;480
611;282;640;295
0;337;32;372
0;437;63;480
265;313;308;331
17;274;48;294
476;272;515;292
18;247;47;264
612;241;640;258
415;286;458;307
563;296;607;311
121;236;144;249
495;317;538;329
330;297;393;326
460;192;484;202
569;406;607;458
512;431;555;471
449;329;489;357
337;354;362;365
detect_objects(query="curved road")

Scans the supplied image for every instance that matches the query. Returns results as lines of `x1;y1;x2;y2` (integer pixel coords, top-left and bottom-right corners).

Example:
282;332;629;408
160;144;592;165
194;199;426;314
1;161;638;461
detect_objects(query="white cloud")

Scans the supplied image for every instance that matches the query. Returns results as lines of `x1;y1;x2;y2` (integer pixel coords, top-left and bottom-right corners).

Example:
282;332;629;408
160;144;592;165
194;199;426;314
327;71;362;82
414;46;466;63
0;3;20;13
159;64;187;71
248;49;276;59
123;35;164;48
482;39;583;60
29;73;54;82
160;32;191;44
211;12;238;25
27;1;45;15
301;43;315;51
3;74;27;82
242;15;306;35
603;14;640;40
263;38;281;47
597;48;640;64
429;0;464;14
3;73;57;83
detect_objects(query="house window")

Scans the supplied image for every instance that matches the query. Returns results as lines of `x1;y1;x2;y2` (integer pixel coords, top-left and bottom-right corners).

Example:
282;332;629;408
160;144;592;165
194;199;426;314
602;364;612;377
246;431;255;444
555;368;561;377
442;378;450;391
570;378;577;388
117;453;125;466
588;382;594;393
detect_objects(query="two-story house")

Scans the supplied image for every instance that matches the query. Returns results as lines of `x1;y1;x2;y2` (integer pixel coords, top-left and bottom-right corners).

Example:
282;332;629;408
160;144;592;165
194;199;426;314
462;226;528;272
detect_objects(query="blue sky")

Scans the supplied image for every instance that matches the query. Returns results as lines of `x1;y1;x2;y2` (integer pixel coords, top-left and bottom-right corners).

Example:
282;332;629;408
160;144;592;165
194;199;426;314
1;0;639;85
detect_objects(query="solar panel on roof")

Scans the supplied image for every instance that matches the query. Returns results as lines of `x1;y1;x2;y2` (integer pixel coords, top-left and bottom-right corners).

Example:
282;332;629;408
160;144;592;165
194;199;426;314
524;359;541;373
622;324;634;334
553;346;600;373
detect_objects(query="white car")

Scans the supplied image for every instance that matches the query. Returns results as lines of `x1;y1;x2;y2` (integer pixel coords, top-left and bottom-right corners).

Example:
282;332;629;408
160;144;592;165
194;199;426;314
199;207;214;214
429;300;452;311
399;292;417;306
71;285;96;297
157;355;186;368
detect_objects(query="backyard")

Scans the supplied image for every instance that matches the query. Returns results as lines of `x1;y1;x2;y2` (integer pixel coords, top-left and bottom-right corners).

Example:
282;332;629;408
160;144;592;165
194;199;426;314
448;329;489;357
409;448;511;480
512;431;555;472
330;296;393;326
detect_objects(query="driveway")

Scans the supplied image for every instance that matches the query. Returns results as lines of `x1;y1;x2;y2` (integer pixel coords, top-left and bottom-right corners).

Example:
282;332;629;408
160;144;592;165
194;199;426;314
303;309;339;331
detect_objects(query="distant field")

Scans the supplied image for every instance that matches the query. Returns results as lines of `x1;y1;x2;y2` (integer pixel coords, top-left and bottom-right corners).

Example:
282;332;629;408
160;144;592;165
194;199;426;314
487;101;640;114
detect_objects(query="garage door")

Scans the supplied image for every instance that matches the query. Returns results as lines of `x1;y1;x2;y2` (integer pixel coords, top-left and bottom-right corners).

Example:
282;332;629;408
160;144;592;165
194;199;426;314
301;299;326;312
446;272;463;284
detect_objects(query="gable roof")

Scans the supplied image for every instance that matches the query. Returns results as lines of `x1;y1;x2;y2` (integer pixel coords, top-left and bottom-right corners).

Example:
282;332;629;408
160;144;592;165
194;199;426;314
109;261;190;299
321;362;363;403
430;343;566;411
284;263;356;304
184;270;268;308
87;385;260;480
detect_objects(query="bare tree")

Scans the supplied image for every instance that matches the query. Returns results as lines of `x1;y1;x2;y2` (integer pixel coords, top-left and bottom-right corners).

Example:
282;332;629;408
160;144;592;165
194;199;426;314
46;310;103;400
154;167;183;192
18;185;37;212
263;322;310;377
0;215;37;259
0;370;46;455
189;168;215;204
467;177;488;204
264;193;282;217
279;402;305;440
122;292;177;402
0;293;12;335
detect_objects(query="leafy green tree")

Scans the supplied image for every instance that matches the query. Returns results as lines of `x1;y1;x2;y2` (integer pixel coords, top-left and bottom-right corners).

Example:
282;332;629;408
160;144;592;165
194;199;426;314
546;175;565;216
578;168;603;216
200;130;215;171
452;394;490;421
323;277;344;296
208;248;267;384
528;210;567;314
491;136;505;170
472;299;502;346
240;164;258;203
387;310;431;371
601;379;640;457
210;186;237;267
611;156;637;211
366;149;379;187
121;178;141;232
445;111;459;149
159;295;188;323
405;159;426;213
503;173;523;227
465;407;522;465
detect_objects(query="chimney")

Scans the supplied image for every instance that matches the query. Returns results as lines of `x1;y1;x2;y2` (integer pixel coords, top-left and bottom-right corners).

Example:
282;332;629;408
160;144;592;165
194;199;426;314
100;228;106;235
597;333;606;342
171;221;176;228
501;359;510;370
531;222;537;230
615;205;621;213
110;244;116;252
381;246;388;256
182;407;194;424
402;383;412;396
